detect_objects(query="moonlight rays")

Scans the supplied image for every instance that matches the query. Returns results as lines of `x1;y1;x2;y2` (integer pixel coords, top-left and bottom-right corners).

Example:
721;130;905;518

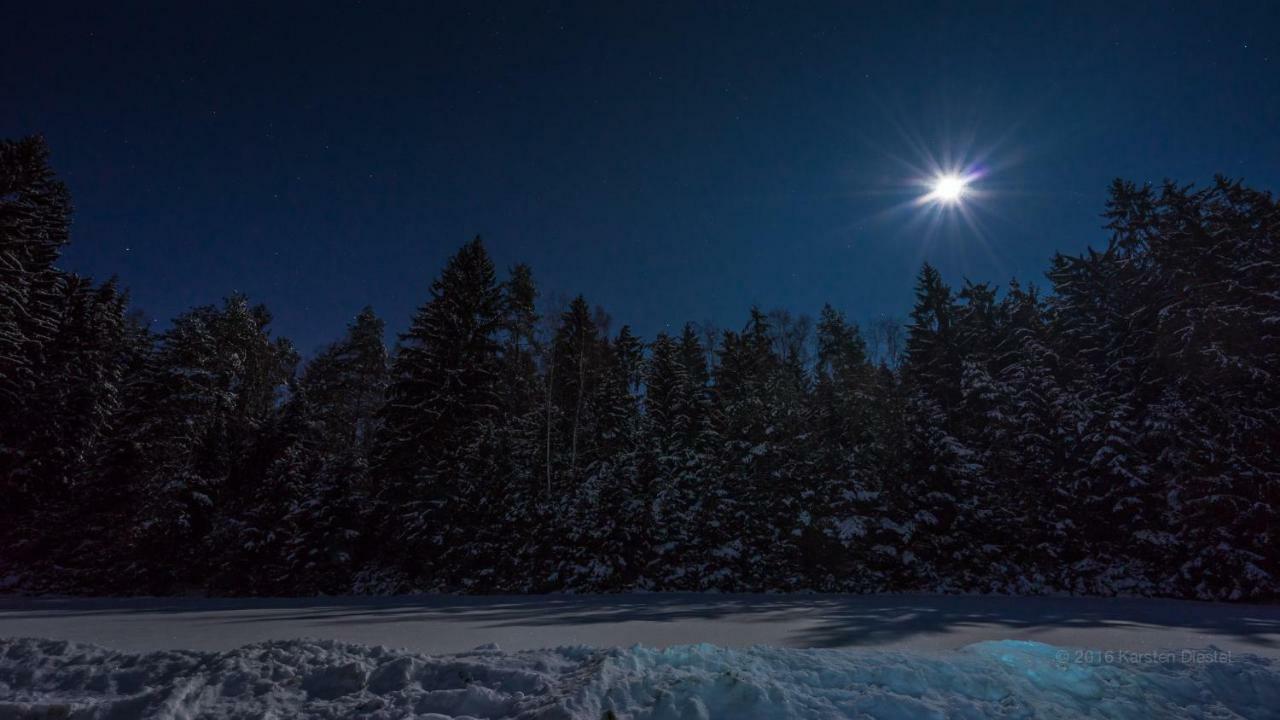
924;172;971;205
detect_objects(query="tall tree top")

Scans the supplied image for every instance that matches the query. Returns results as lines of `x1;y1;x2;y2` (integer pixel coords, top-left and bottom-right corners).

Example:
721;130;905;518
0;136;71;271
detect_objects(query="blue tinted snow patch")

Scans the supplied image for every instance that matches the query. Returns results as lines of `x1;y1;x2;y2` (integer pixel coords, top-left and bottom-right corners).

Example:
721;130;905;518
571;641;1278;719
1;637;1277;719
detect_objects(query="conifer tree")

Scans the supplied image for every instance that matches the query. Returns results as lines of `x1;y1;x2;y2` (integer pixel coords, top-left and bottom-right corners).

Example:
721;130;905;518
227;307;389;594
1;276;144;590
901;265;973;589
806;305;882;589
563;326;645;590
711;308;812;589
374;237;505;589
547;296;606;490
0;137;73;521
110;296;297;593
904;263;961;409
491;263;547;589
983;282;1073;591
4;138;1278;601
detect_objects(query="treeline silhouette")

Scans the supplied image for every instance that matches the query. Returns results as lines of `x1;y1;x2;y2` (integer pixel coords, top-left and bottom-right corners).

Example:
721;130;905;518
2;136;1277;599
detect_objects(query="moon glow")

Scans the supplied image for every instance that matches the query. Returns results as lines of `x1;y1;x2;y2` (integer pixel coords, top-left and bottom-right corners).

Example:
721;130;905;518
928;174;968;205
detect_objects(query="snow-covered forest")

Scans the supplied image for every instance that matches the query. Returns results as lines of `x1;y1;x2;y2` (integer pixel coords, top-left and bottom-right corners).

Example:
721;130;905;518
3;135;1278;600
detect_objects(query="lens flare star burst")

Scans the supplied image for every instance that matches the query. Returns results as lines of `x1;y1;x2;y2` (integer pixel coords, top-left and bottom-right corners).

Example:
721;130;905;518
841;110;1024;275
927;173;969;205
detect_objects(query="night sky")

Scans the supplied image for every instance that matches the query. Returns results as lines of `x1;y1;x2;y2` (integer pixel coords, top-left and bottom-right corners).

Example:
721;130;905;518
4;3;1277;353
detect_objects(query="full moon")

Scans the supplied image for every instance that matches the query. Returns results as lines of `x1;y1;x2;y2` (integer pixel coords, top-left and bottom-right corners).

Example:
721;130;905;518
929;174;968;204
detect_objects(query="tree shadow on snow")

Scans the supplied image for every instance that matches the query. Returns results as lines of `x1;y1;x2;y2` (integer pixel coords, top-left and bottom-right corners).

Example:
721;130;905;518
2;593;1278;651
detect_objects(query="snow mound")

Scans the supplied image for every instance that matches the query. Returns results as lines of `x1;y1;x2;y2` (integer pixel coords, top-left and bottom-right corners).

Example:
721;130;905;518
1;636;1276;719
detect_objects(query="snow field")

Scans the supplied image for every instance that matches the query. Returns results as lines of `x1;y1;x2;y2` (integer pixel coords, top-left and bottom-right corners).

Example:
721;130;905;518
2;636;1277;719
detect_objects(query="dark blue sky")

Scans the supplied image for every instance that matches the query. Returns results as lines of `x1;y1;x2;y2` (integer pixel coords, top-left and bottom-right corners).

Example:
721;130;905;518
4;2;1277;353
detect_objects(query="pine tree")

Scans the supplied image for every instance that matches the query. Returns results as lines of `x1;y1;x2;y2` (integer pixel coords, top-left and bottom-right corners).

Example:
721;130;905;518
948;280;1016;589
490;262;547;590
633;325;720;589
562;326;644;590
904;263;962;408
806;305;884;590
108;296;297;593
709;308;812;590
1046;240;1161;594
0;137;73;522
900;265;974;590
373;237;506;590
15;278;130;499
1096;179;1280;598
983;282;1074;592
640;333;688;583
548;296;605;489
305;307;389;453
1;276;144;590
228;307;389;594
499;264;541;424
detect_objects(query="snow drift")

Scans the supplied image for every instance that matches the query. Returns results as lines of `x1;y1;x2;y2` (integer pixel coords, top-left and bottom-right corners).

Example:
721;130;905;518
2;637;1277;719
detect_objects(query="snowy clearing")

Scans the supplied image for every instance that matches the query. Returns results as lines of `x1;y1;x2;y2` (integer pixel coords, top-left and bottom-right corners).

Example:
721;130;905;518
3;594;1279;718
1;593;1277;658
2;636;1277;719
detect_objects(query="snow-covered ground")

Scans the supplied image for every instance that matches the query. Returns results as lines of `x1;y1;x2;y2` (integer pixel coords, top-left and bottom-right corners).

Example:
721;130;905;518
2;636;1277;719
1;593;1277;657
3;594;1279;718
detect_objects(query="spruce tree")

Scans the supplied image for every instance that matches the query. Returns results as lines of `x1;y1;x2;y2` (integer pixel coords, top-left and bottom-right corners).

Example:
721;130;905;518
373;237;506;590
900;265;973;590
636;325;720;589
807;304;883;590
0;137;73;522
109;296;297;593
563;326;644;590
711;308;811;590
490;262;547;590
1;276;143;590
548;296;605;490
230;307;389;594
